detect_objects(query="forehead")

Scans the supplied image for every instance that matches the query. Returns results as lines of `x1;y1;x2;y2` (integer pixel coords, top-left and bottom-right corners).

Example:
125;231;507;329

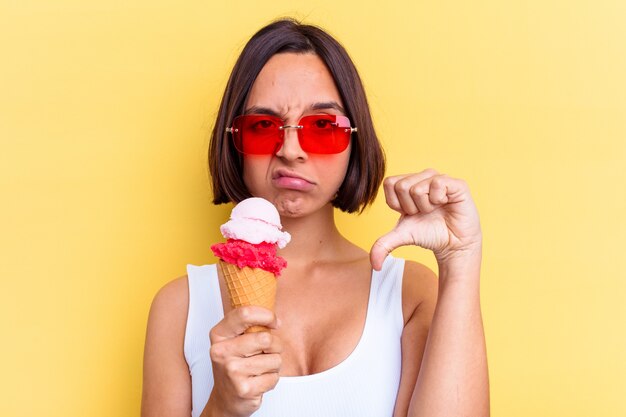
245;52;344;116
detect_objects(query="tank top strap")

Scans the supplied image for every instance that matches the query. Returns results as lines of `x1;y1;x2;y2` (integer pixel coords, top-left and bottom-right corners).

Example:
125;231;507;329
184;264;223;416
368;255;406;338
184;264;223;363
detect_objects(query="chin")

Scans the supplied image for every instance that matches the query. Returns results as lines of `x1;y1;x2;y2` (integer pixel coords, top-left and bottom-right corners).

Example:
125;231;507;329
273;194;307;217
270;193;334;218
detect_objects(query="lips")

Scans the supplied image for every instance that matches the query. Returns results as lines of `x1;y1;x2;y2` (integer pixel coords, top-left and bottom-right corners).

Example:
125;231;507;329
271;168;315;191
272;168;314;183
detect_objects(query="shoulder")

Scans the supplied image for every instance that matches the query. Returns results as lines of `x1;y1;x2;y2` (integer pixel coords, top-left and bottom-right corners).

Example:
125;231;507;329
146;275;190;343
151;275;189;314
142;275;192;415
401;260;438;326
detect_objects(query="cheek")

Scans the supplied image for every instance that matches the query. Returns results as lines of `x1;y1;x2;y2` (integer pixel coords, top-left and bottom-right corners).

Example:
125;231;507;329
242;156;270;194
334;145;352;179
336;155;351;186
315;151;351;189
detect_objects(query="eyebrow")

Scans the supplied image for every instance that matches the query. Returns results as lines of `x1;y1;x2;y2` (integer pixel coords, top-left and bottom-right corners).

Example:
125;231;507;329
244;101;346;117
310;101;346;114
243;106;281;116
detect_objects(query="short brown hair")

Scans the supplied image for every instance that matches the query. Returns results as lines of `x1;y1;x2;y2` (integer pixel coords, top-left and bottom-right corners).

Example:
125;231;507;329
208;18;385;213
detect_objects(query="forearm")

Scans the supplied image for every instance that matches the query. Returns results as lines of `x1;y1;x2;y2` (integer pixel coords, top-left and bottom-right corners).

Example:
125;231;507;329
199;398;219;417
408;246;490;417
200;394;241;417
200;395;233;417
200;403;233;417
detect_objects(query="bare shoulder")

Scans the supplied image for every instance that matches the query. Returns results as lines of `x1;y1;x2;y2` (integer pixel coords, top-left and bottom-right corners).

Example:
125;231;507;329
142;275;192;417
144;274;190;361
149;275;190;324
145;275;190;352
401;260;438;326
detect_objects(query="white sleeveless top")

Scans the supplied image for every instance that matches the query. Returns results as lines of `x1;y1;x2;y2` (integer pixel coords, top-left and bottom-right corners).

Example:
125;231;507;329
184;255;405;417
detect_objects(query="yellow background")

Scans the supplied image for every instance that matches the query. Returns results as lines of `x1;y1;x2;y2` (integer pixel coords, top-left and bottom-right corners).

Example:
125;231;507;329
1;1;624;416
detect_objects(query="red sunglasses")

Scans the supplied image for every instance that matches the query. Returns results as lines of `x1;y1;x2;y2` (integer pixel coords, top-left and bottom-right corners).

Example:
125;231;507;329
226;114;357;155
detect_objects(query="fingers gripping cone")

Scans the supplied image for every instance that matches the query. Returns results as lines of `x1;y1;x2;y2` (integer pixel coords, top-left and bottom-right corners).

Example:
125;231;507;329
219;260;277;333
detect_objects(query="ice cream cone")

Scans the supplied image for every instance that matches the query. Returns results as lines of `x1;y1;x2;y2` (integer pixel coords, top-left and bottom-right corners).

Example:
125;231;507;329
218;260;277;333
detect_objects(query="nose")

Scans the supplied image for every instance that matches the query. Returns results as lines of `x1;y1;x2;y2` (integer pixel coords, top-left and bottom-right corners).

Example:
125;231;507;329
275;126;308;161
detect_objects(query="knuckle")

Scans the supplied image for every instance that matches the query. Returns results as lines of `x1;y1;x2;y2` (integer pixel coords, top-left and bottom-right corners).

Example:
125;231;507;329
425;167;439;175
208;327;219;343
409;184;422;196
431;175;446;187
395;180;412;193
257;332;271;348
224;359;240;376
383;176;396;188
235;380;251;398
238;306;252;320
209;343;225;361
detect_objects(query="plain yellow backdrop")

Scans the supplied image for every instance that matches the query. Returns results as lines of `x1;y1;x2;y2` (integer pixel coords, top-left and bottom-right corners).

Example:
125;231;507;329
1;1;625;416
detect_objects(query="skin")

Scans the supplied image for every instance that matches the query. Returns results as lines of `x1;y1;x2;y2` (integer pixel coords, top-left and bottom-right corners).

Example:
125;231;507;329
141;52;489;417
241;52;351;218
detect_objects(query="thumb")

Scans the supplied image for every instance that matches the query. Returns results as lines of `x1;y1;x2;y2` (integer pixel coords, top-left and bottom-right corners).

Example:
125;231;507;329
369;228;409;271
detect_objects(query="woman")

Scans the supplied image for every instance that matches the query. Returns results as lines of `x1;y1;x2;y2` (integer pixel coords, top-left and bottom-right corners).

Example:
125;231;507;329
142;19;489;417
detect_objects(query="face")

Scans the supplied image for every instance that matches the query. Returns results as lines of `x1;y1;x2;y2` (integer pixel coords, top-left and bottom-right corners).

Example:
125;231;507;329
241;52;352;217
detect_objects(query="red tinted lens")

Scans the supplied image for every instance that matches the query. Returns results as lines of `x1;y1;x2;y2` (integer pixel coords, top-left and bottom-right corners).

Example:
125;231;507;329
229;114;354;155
231;115;283;155
298;114;352;154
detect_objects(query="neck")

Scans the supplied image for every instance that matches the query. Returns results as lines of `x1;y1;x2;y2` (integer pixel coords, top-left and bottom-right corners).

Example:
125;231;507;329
278;204;346;265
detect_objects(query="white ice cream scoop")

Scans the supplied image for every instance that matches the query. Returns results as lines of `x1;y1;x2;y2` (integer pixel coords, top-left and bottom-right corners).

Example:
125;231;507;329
220;197;291;248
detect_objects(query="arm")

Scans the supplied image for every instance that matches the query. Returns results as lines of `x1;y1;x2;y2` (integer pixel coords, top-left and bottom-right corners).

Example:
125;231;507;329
141;276;192;417
393;261;438;417
371;169;489;417
408;248;489;416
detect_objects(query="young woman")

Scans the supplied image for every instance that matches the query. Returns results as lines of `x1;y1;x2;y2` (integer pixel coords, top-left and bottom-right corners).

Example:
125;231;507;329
142;19;489;417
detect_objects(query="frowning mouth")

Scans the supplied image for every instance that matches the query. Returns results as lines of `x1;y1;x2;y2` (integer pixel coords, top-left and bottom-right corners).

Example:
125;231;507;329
271;169;316;191
272;169;315;184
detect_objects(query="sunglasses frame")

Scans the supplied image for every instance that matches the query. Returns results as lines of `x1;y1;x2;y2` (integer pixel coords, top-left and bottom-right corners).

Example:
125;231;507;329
226;114;358;155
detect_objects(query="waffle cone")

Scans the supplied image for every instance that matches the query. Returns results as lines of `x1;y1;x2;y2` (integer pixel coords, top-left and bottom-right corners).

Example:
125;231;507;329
218;260;277;333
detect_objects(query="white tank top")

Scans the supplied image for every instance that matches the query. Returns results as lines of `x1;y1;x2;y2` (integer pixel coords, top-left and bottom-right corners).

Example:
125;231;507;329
184;255;405;417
